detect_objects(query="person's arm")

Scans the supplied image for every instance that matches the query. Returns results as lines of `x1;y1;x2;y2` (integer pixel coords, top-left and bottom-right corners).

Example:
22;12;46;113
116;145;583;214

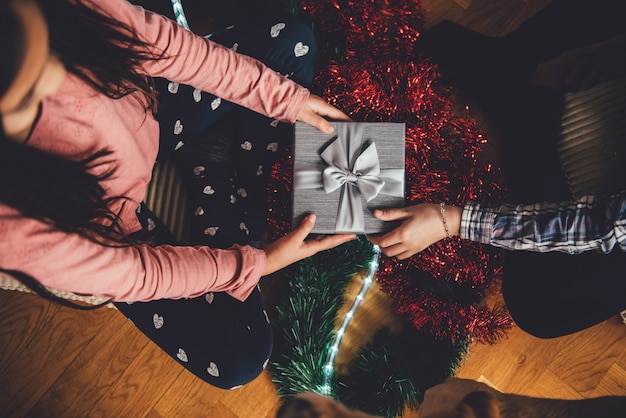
0;208;355;303
461;193;626;253
369;192;626;258
91;0;349;130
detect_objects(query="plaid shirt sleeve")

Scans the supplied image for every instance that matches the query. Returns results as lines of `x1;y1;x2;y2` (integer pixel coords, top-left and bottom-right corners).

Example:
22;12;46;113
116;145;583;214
460;192;626;253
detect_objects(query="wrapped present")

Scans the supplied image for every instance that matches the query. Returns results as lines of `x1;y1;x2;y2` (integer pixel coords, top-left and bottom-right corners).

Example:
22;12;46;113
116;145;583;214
292;121;405;234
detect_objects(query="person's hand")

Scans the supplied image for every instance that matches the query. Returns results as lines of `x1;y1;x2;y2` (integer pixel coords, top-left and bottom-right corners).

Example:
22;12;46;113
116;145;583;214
532;33;626;93
561;33;626;93
296;94;352;134
367;203;462;259
261;214;356;276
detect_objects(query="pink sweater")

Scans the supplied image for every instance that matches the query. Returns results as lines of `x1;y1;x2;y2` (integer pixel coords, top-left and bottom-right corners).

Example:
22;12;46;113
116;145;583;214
0;0;310;302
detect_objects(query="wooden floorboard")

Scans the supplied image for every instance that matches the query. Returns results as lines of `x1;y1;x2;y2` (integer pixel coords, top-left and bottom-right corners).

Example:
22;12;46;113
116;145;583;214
0;292;60;376
1;293;106;417
26;313;148;418
455;316;626;399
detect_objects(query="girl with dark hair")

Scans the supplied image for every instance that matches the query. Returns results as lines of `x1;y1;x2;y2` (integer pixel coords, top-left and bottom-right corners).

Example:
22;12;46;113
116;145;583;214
0;0;355;388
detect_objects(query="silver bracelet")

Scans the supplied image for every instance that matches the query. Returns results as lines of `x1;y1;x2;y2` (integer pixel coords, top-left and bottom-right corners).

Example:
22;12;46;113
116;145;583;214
440;202;453;238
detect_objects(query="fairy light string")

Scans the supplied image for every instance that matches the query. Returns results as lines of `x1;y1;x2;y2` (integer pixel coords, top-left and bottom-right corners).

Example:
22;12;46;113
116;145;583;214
170;0;190;30
320;244;381;396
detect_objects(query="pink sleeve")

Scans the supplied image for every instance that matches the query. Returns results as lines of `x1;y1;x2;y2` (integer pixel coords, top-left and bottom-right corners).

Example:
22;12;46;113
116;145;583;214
91;0;310;123
0;211;266;302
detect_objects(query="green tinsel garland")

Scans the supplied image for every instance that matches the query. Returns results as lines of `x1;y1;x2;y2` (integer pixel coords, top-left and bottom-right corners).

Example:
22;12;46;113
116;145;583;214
271;237;376;396
335;328;467;417
270;237;468;418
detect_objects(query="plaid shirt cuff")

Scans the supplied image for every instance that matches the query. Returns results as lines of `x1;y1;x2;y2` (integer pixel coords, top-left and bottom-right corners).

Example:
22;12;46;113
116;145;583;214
460;201;497;245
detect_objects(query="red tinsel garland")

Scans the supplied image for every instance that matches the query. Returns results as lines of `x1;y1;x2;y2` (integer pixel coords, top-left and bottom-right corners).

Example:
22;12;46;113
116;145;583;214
300;0;425;57
268;0;513;343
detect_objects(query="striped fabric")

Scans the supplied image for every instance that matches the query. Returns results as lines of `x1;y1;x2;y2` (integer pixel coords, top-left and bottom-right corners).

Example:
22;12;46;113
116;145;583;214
144;158;190;244
558;76;626;197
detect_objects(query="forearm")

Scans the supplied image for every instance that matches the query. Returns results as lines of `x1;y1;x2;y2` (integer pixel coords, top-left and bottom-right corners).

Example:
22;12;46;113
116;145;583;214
96;0;309;122
0;213;267;303
460;193;626;253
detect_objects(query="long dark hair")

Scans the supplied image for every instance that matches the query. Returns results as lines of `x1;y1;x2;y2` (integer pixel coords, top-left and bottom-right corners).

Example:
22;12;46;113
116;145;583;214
0;136;129;242
0;0;165;308
40;0;162;112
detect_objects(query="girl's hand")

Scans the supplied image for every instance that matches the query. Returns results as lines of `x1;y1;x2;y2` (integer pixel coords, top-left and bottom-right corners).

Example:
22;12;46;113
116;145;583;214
296;94;352;133
261;214;356;276
367;204;462;260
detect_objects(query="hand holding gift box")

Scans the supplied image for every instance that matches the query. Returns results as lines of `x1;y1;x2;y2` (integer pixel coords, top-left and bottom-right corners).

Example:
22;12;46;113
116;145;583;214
292;121;406;234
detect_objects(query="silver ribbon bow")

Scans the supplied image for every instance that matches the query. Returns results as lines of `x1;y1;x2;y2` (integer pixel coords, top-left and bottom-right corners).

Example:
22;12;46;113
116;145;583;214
294;124;404;232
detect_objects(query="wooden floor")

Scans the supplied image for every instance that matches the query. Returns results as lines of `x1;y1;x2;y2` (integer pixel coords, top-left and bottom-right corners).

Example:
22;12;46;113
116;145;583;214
2;277;626;418
2;1;625;417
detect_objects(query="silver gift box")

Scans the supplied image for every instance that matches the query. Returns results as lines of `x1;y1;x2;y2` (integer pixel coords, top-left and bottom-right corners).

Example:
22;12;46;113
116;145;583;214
292;121;406;234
